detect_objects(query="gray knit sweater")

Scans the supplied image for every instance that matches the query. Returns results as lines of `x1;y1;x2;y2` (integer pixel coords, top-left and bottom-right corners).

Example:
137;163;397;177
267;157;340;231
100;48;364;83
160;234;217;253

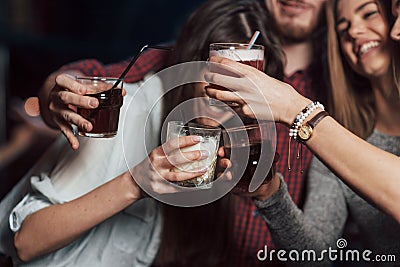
254;130;400;266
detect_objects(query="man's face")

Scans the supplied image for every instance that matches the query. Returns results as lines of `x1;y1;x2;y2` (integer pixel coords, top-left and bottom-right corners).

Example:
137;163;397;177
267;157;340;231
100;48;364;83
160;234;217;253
265;0;327;43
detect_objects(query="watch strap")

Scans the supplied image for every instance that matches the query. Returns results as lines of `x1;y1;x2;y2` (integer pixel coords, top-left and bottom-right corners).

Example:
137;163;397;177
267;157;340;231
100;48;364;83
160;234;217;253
307;110;329;129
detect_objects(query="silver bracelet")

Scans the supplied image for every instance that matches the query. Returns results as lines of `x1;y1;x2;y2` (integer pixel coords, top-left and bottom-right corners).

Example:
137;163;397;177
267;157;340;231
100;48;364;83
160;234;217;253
289;101;325;141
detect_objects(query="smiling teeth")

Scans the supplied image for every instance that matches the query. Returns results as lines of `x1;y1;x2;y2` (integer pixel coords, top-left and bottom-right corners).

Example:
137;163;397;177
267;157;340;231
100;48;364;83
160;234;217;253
359;41;379;56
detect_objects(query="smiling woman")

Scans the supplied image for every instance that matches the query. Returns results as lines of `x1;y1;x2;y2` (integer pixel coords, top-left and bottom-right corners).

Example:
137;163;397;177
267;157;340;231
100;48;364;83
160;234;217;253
335;0;392;78
255;0;400;259
204;0;400;262
326;0;399;138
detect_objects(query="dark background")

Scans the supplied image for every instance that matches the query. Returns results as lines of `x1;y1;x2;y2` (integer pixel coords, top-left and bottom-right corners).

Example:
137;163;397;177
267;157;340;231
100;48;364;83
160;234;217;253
0;0;205;99
0;0;205;201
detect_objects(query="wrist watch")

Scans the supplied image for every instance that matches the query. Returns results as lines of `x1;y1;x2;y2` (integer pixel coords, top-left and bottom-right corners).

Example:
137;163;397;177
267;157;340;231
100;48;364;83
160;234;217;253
297;110;329;142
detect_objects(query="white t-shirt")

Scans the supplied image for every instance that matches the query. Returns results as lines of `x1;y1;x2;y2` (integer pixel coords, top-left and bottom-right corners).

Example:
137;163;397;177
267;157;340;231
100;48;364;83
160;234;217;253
8;74;164;267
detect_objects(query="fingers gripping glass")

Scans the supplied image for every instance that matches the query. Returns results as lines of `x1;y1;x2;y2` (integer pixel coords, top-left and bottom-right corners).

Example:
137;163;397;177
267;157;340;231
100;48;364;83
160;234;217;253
166;121;221;189
208;43;265;107
76;45;172;138
76;76;124;138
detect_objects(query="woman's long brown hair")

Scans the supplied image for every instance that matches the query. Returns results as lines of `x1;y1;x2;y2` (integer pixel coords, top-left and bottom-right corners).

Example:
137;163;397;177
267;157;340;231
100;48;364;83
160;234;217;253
162;0;284;118
326;0;400;138
155;0;284;266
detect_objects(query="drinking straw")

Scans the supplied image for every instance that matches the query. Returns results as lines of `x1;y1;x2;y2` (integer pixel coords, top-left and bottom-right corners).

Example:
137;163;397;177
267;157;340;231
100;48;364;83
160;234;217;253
111;44;173;89
247;31;260;49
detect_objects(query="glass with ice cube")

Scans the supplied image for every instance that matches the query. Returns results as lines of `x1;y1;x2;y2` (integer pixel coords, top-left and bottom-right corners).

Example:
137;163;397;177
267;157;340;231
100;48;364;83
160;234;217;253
166;121;221;188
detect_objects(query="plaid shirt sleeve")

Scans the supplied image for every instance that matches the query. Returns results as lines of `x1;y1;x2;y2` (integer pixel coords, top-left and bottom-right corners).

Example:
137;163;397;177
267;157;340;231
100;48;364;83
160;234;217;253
59;49;170;83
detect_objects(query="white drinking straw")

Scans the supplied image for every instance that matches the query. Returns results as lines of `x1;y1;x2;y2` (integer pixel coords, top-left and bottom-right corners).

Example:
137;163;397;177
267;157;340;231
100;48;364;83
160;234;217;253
247;31;260;49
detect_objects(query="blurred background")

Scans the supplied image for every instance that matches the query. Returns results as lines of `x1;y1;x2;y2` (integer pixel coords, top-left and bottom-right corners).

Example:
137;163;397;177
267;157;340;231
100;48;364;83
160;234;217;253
0;0;205;201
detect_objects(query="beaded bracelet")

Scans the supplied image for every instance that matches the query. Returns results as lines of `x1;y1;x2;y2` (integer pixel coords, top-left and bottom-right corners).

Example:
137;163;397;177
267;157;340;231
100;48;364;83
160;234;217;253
289;101;325;142
287;101;324;172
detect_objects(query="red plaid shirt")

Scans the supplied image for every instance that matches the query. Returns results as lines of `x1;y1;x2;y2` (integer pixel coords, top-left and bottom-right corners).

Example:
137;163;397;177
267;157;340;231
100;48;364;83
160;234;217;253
62;54;317;266
232;70;317;266
60;49;170;83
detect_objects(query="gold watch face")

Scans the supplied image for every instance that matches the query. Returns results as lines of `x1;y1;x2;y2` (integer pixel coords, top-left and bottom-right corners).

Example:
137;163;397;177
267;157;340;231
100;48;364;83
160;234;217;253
298;124;313;141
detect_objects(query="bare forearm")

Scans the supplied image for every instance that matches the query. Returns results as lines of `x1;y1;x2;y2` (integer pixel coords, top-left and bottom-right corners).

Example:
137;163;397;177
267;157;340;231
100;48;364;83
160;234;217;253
14;171;141;262
307;117;400;222
280;93;400;221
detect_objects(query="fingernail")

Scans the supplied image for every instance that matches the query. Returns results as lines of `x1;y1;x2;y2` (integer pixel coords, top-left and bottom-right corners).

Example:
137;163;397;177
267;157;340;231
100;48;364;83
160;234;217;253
200;150;209;158
198;166;208;172
89;98;98;108
78;86;86;95
192;136;204;142
81;123;91;131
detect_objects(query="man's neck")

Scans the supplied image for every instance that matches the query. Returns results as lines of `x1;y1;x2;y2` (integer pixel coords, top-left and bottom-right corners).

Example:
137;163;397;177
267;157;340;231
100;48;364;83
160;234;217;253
283;42;313;77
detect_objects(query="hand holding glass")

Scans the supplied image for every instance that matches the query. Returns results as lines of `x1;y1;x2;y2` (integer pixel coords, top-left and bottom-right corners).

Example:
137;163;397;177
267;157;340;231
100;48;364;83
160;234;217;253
208;43;265;106
223;122;277;192
166;121;221;188
76;76;123;138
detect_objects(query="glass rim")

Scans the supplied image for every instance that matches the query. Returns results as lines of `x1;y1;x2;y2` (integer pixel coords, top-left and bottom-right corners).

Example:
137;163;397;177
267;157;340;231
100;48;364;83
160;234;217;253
168;121;221;133
223;122;269;133
209;43;264;50
75;76;124;82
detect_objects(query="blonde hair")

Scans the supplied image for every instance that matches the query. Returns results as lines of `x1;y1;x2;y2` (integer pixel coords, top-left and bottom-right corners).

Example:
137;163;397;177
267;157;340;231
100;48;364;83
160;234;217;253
326;0;400;139
393;50;400;92
326;0;373;138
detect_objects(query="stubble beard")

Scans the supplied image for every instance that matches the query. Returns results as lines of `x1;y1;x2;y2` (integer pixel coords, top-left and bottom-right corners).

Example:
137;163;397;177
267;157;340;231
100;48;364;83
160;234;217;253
275;21;315;44
269;4;324;44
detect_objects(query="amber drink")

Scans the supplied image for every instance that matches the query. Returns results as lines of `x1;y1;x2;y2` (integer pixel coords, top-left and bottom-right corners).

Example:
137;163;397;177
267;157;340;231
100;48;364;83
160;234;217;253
223;123;277;192
208;43;264;107
76;76;123;138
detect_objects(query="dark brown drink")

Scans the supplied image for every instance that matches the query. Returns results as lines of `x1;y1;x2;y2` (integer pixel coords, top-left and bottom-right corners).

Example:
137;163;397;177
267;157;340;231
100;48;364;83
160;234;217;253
225;140;275;191
209;59;264;93
239;59;265;71
209;58;264;124
209;44;265;110
77;89;123;138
